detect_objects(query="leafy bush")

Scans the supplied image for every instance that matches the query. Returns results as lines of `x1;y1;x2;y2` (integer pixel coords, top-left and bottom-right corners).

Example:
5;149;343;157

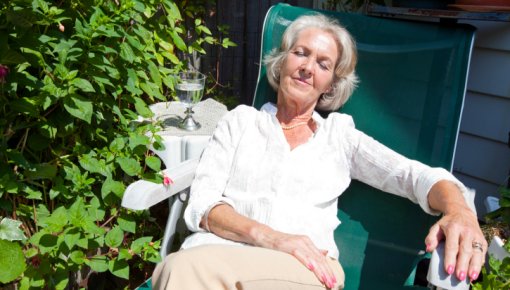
0;0;234;288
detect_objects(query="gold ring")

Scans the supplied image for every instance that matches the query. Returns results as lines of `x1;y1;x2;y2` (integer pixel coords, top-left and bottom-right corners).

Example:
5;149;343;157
472;241;484;252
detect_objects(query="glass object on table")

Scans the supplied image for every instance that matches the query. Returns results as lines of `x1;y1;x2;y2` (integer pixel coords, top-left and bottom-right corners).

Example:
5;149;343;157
174;71;206;131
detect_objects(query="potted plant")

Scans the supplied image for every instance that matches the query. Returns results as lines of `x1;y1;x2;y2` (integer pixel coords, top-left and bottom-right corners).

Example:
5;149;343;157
472;175;510;289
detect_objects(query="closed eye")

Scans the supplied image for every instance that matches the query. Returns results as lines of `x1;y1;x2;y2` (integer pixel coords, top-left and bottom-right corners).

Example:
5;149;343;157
318;61;332;71
292;49;306;56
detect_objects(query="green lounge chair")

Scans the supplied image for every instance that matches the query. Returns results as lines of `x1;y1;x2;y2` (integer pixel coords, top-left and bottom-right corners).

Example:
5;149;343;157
123;3;475;289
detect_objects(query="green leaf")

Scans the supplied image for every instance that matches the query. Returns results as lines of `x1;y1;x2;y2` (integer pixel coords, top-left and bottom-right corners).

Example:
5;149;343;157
109;137;126;152
0;218;26;241
79;154;109;177
118;214;136;233
70;78;95;93
0;240;26;283
222;37;237;48
145;156;161;171
130;236;152;254
36;233;59;254
148;60;162;87
39;206;68;233
118;248;132;260
120;42;136;63
88;196;106;222
69;250;86;265
165;1;182;21
24;186;43;200
117;157;141;176
86;255;109;272
134;97;152;118
170;30;187;52
53;265;69;290
24;248;38;258
105;226;124;248
126;68;143;95
101;178;125;201
82;219;105;236
109;258;129;279
63;94;93;123
64;228;81;250
68;198;87;227
129;134;151;150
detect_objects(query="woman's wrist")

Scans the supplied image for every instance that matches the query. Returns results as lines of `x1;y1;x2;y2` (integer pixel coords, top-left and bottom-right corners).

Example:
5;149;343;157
248;223;276;248
428;180;470;215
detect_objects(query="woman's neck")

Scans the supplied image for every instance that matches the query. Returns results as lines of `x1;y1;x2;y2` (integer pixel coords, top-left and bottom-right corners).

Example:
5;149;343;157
275;99;315;125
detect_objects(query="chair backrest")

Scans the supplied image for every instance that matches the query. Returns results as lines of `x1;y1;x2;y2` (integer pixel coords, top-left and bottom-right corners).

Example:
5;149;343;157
253;4;475;290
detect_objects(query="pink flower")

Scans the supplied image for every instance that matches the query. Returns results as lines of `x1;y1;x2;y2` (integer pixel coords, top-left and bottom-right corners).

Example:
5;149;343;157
163;175;174;187
0;65;8;84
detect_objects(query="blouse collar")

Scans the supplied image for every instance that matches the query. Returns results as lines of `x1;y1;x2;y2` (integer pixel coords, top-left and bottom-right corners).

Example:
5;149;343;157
260;102;324;128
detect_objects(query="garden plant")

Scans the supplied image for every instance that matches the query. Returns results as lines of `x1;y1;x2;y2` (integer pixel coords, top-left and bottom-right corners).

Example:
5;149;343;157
473;177;510;289
0;0;234;288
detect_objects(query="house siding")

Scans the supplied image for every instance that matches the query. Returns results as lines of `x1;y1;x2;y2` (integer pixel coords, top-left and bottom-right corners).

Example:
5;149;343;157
455;20;510;217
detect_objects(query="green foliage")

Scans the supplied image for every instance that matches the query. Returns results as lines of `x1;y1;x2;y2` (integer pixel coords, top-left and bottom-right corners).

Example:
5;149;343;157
0;217;27;241
0;0;234;287
0;239;26;284
472;255;510;290
474;180;510;289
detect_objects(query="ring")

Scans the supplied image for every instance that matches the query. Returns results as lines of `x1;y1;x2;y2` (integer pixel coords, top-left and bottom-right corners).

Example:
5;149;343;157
472;241;484;252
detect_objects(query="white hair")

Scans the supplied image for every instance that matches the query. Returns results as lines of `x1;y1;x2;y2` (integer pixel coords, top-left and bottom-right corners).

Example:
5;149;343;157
263;14;359;111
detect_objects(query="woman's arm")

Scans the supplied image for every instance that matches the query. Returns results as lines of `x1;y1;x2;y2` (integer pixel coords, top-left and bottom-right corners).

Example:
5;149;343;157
343;121;485;282
203;204;338;289
425;180;486;282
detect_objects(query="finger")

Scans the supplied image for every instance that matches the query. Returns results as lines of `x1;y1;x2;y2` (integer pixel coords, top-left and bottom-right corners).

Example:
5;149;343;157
299;245;336;288
289;236;337;288
454;237;475;281
424;223;445;252
293;250;327;286
468;240;487;282
443;229;461;276
306;246;336;288
313;257;336;289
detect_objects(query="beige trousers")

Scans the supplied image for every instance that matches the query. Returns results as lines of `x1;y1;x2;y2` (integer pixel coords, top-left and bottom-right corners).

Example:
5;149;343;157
152;244;345;290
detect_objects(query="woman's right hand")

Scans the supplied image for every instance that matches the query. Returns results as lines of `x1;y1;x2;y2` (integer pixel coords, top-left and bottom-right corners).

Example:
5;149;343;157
255;229;338;289
204;204;338;288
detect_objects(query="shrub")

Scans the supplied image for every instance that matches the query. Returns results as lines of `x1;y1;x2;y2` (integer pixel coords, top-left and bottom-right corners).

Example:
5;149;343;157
0;0;234;288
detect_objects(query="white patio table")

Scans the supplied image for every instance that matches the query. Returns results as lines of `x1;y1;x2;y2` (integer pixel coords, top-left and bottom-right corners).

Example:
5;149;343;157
122;98;228;211
148;98;228;169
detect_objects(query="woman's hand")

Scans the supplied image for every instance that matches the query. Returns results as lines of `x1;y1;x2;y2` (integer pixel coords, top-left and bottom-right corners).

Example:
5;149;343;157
204;204;338;288
255;230;338;289
425;181;487;282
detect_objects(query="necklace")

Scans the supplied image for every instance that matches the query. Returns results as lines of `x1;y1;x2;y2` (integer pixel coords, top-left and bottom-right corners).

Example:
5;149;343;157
280;121;309;130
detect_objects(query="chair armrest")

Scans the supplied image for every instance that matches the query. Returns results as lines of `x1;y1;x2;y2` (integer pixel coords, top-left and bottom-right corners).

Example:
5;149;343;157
427;242;469;290
121;158;199;210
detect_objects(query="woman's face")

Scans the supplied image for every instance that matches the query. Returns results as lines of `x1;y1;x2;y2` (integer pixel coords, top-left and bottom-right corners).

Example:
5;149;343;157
278;28;339;108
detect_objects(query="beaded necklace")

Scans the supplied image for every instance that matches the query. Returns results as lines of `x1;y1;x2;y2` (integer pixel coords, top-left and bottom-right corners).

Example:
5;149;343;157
280;121;309;130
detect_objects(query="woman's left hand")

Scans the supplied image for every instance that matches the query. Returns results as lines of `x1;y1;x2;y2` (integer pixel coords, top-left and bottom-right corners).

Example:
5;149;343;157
425;195;487;282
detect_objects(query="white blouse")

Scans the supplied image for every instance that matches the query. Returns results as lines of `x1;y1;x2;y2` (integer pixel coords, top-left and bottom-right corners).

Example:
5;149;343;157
182;103;475;259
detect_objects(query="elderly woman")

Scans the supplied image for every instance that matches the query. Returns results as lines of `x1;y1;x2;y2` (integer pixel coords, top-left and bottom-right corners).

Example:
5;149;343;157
153;14;486;290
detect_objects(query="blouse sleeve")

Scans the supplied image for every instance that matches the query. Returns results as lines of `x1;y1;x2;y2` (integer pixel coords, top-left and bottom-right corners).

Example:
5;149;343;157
183;105;250;232
340;116;476;216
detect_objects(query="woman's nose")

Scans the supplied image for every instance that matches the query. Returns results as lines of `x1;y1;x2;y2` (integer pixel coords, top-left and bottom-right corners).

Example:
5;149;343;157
300;59;313;77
